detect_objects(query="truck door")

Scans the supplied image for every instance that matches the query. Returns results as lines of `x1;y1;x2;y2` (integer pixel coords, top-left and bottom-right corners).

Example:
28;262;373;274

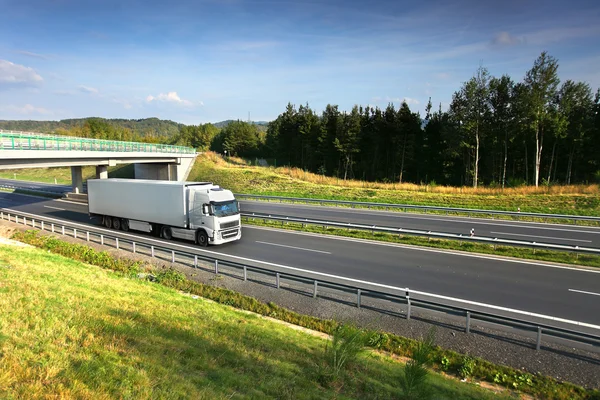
189;191;208;229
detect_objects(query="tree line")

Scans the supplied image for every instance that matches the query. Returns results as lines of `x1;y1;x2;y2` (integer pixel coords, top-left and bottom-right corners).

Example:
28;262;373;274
261;52;600;187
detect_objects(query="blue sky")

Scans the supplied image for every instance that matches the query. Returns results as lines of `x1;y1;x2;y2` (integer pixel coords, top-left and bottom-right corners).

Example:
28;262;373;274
1;0;599;125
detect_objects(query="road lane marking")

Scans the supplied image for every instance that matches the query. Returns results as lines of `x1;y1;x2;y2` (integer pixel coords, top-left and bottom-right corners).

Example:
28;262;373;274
569;289;600;297
3;206;600;330
256;241;331;254
490;231;592;243
44;206;65;211
247;225;600;274
242;201;600;234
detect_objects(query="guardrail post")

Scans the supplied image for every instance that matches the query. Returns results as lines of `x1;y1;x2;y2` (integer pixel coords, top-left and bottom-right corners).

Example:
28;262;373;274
214;260;219;274
73;228;77;239
115;238;119;249
171;250;175;263
100;234;104;245
41;221;44;230
86;232;89;241
194;255;198;268
276;272;280;288
406;289;411;320
536;327;542;350
61;226;65;235
51;223;54;233
466;311;471;333
32;219;35;228
357;289;361;308
313;280;318;298
0;212;3;220
132;242;136;253
23;217;26;225
151;246;154;257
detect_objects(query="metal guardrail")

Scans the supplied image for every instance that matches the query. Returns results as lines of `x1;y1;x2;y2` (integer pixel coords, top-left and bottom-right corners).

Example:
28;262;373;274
0;130;195;154
242;212;600;255
236;194;600;223
1;207;599;351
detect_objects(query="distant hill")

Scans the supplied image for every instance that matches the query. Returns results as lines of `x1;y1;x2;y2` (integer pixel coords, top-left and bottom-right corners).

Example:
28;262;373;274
0;117;270;136
0;117;184;137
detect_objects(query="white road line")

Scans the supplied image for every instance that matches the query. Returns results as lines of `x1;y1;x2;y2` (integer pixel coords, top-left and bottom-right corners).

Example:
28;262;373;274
3;206;600;330
256;241;331;254
490;231;592;243
569;289;600;297
247;225;600;274
244;201;600;234
44;206;65;211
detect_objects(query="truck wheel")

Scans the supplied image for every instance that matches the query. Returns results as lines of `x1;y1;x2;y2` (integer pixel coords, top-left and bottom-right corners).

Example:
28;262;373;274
121;219;129;232
104;216;112;229
197;230;208;247
112;217;121;230
161;226;172;240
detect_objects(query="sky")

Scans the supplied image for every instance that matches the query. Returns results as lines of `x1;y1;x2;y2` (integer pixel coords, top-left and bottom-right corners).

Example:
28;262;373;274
1;0;599;125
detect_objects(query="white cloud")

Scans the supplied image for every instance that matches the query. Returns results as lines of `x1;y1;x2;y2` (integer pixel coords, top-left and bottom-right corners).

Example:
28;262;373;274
16;50;49;60
403;97;419;106
146;91;195;107
78;85;99;94
1;104;52;115
0;60;43;89
491;32;523;47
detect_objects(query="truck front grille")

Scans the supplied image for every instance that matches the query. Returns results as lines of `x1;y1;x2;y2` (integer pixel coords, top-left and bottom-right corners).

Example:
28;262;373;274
220;220;240;230
222;229;239;239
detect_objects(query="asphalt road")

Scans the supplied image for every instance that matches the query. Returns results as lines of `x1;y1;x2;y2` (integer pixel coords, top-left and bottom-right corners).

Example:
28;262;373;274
4;178;599;248
0;178;77;194
1;191;600;327
240;201;600;247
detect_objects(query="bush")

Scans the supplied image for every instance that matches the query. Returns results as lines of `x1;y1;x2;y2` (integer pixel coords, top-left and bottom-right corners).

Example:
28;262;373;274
321;324;367;382
399;327;436;400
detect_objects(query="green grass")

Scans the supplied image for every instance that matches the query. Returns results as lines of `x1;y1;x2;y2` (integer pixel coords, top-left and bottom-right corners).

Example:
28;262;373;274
0;244;527;400
190;153;600;217
0;164;134;185
9;230;600;399
244;217;600;268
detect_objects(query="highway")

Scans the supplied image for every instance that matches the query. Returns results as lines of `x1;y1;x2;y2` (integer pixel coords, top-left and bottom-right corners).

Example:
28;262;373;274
3;178;599;247
239;201;600;247
1;191;600;327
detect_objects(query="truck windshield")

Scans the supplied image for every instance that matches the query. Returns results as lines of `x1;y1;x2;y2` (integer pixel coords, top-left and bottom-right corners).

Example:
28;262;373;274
211;200;239;217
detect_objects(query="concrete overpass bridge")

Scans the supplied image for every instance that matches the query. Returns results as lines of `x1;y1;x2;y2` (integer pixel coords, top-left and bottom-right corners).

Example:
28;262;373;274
0;130;197;194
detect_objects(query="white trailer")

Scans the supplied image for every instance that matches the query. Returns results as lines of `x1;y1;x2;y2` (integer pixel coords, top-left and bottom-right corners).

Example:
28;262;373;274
87;178;241;246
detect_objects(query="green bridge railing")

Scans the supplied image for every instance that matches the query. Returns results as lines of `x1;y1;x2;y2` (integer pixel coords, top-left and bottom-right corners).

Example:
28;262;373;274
0;131;196;154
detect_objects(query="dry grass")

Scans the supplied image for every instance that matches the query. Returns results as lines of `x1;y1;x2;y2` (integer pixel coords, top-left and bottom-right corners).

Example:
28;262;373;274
192;152;600;215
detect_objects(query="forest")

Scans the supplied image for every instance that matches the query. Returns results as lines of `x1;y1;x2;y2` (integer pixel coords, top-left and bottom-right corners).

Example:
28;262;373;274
2;52;598;187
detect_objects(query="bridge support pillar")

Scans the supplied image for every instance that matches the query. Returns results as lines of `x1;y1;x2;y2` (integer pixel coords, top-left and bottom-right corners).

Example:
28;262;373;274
71;166;84;194
95;165;108;179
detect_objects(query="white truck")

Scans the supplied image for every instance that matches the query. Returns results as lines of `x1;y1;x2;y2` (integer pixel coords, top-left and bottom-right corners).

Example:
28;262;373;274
87;178;241;246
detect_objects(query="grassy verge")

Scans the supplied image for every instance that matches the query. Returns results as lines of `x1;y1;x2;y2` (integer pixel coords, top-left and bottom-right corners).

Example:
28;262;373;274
0;164;134;185
0;187;62;199
8;229;599;399
243;217;600;268
190;152;600;216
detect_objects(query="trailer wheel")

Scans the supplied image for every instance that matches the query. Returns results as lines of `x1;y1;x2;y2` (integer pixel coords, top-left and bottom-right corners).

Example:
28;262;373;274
112;217;121;230
197;230;208;247
121;219;129;232
104;216;112;229
161;226;172;240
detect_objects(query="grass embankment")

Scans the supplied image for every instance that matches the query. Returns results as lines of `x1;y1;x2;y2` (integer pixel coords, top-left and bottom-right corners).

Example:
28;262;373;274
190;152;600;216
1;237;518;400
6;230;600;399
245;218;600;268
0;164;134;185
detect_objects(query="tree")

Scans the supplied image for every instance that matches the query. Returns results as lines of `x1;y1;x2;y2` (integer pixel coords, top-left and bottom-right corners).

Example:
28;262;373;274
334;106;361;180
524;52;560;187
221;120;261;157
489;75;514;188
557;80;594;183
450;65;490;188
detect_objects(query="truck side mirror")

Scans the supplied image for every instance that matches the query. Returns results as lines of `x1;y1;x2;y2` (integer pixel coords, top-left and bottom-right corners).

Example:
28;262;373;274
202;204;209;215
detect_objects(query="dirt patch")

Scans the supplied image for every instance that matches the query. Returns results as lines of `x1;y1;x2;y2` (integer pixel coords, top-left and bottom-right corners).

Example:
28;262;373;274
0;225;16;239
